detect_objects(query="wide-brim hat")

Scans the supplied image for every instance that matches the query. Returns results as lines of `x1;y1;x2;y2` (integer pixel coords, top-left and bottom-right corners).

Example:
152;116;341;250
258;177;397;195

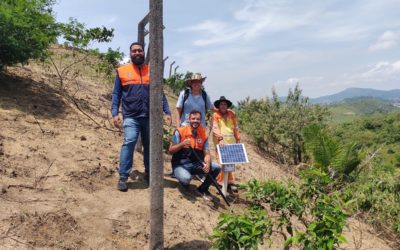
214;96;232;109
186;73;206;84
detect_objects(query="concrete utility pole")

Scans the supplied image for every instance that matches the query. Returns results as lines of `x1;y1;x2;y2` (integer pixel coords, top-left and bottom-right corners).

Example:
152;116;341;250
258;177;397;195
149;0;164;249
174;65;179;75
135;13;150;153
169;61;175;77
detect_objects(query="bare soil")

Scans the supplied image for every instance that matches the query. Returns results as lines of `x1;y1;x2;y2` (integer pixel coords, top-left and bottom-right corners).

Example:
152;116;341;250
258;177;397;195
0;64;395;249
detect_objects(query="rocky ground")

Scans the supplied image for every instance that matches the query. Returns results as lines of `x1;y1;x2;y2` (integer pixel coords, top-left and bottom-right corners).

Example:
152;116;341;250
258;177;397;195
0;64;395;249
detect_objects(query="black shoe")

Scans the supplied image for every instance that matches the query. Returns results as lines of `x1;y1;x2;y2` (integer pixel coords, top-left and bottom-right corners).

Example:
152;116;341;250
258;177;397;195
197;187;213;201
117;180;128;192
179;183;190;191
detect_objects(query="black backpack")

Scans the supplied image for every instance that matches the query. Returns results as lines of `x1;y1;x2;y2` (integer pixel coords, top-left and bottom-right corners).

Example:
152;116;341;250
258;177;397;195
181;88;208;117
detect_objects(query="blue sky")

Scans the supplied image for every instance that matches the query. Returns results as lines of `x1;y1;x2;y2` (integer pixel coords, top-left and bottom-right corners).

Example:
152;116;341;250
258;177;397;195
54;0;400;104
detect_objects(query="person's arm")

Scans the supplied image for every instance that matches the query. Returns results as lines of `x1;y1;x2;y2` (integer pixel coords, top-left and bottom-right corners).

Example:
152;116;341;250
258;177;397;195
162;93;171;115
175;91;184;128
111;71;122;129
231;112;241;143
212;113;223;142
175;107;182;128
202;140;211;173
168;130;190;154
206;94;214;111
162;93;172;126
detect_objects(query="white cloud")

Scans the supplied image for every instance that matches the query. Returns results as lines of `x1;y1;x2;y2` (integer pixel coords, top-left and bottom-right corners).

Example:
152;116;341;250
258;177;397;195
272;76;325;97
323;60;400;91
354;60;400;80
177;0;323;46
316;26;369;42
177;20;245;46
177;20;228;33
233;0;319;39
368;30;400;52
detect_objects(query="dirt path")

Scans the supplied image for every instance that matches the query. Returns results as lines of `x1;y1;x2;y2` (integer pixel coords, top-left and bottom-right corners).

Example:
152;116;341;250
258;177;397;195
0;65;395;249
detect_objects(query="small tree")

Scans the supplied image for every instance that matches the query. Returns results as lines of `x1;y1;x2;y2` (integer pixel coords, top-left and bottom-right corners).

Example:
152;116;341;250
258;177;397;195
48;18;115;89
237;84;330;164
0;0;58;69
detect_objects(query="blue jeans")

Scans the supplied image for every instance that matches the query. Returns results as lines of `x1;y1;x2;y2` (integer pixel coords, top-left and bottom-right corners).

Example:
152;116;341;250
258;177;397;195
119;117;149;180
173;161;221;191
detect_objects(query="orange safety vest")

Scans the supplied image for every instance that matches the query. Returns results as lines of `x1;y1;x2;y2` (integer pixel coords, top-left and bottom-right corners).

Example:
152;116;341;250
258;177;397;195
212;110;240;145
117;63;149;86
171;126;208;164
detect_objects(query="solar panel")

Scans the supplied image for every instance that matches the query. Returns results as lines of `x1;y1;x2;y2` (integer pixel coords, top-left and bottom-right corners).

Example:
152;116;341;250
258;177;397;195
217;143;249;164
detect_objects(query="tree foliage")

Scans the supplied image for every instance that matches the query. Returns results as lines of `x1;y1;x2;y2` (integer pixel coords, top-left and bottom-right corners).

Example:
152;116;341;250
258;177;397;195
213;171;350;250
303;124;361;178
237;84;330;164
165;71;193;95
211;208;273;250
0;0;58;68
48;18;116;89
58;17;114;49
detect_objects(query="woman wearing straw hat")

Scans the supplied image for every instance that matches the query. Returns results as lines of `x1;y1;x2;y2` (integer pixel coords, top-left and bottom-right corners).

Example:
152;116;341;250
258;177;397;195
212;96;241;192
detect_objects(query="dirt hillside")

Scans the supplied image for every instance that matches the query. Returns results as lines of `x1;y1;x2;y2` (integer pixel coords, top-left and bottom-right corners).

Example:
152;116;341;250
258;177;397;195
0;63;395;249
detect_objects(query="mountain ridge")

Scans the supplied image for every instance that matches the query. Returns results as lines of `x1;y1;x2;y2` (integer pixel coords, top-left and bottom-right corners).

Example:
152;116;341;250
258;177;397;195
310;87;400;104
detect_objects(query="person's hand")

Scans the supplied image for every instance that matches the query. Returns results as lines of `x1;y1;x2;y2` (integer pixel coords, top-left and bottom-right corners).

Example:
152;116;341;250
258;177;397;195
182;138;191;147
113;116;122;129
218;139;225;147
164;115;172;126
202;162;210;173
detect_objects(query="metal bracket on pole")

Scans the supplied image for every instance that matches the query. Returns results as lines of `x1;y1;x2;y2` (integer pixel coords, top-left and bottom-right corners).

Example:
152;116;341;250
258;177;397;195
169;61;175;77
174;65;179;75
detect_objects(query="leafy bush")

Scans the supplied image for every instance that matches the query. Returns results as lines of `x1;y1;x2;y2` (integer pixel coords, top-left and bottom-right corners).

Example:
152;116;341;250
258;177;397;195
47;18;115;88
286;193;348;250
237;85;329;164
91;47;124;80
0;0;58;68
163;126;173;152
345;165;400;233
165;72;193;95
303;124;361;179
238;174;349;250
211;208;273;250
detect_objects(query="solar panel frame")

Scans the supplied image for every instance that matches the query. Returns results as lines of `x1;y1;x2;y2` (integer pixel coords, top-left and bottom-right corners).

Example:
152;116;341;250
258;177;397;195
217;143;249;164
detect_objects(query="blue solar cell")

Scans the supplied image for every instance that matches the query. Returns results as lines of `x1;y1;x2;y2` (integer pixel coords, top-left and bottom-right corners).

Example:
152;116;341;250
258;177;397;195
217;143;249;164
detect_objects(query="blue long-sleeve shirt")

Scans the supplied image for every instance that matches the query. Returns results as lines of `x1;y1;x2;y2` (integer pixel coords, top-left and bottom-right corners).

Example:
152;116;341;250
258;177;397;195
111;71;171;118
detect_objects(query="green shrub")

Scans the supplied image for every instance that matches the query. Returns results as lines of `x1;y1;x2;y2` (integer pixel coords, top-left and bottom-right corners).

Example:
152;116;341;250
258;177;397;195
239;176;349;250
0;0;58;68
237;85;330;164
211;208;272;250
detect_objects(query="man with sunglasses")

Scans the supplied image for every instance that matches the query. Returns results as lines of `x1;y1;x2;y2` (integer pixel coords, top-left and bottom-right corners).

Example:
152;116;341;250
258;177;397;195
111;42;171;192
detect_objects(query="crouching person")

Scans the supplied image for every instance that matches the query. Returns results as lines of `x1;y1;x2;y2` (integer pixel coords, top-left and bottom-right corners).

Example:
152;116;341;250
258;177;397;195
169;110;220;201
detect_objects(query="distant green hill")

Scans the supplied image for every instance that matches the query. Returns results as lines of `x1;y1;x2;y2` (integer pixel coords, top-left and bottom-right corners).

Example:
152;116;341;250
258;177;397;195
311;87;400;104
327;97;400;123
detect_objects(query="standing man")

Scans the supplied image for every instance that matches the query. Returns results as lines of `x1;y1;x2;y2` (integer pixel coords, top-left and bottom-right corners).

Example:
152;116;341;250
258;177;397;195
112;42;171;192
169;110;220;201
212;96;241;192
175;73;213;128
